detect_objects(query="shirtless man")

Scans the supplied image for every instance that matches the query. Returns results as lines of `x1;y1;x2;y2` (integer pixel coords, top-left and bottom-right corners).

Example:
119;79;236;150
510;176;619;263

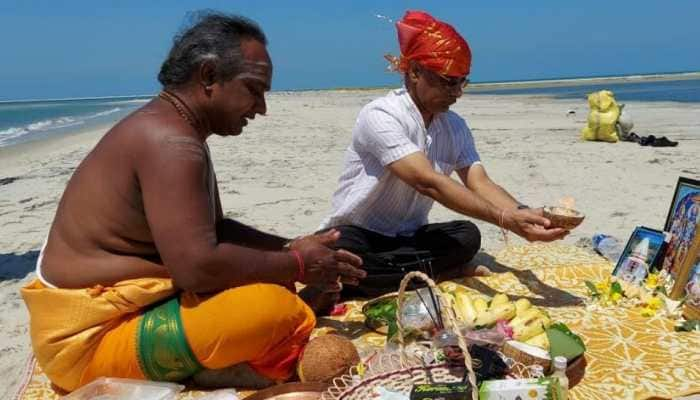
22;12;364;392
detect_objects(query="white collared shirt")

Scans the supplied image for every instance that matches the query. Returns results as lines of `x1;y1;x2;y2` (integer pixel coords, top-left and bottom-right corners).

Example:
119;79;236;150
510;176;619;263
320;88;481;236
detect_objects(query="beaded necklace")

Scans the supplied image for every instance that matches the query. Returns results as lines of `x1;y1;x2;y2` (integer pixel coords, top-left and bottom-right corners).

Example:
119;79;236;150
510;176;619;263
158;90;206;133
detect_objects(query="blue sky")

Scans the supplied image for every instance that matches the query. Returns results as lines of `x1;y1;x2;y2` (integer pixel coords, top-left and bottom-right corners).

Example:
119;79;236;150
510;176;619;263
1;0;699;100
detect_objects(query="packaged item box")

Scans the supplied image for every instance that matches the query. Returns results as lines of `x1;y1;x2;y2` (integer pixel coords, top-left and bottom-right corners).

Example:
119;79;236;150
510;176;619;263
410;382;471;400
479;377;564;400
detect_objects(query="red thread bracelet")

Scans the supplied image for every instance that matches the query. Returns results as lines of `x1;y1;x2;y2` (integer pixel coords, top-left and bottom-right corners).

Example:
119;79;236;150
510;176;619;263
289;250;305;282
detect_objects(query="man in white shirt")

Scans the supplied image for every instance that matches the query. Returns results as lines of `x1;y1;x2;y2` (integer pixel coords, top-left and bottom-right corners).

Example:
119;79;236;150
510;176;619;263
320;10;568;297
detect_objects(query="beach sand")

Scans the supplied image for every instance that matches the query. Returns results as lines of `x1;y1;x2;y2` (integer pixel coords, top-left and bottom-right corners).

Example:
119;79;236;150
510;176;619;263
1;89;699;398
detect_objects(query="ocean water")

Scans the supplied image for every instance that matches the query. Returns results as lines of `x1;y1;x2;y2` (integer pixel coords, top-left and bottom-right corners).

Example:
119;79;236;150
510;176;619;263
470;78;700;103
0;96;151;147
1;77;698;148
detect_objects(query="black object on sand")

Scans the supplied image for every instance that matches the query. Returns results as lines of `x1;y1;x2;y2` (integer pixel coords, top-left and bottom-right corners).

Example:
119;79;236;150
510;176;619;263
627;132;678;147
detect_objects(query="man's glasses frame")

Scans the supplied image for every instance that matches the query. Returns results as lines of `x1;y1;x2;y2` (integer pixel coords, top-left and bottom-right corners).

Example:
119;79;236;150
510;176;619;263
419;65;470;90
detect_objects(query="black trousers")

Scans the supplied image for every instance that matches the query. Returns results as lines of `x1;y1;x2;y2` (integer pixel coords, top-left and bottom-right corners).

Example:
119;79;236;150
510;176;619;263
326;221;481;298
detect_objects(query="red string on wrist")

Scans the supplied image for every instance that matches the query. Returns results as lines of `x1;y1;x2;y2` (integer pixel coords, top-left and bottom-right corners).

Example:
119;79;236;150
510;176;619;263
499;209;510;247
289;250;305;282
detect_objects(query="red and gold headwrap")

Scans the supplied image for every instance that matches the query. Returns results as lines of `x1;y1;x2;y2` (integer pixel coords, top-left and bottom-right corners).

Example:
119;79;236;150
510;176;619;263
394;10;471;78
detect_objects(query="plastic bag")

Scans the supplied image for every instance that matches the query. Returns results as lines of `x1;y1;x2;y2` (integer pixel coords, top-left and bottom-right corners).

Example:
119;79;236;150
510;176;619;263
63;377;184;400
197;389;240;400
581;90;620;142
399;288;440;335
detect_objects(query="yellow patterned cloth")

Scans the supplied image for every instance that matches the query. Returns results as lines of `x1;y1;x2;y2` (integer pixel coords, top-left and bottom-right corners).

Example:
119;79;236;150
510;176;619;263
14;243;700;400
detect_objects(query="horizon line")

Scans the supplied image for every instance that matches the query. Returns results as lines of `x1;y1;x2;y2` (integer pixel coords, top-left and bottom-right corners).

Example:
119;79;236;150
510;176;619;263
1;70;699;104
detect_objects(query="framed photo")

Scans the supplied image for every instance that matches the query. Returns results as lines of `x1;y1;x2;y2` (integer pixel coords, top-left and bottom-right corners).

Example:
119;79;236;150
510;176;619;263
661;177;700;283
612;226;666;285
669;223;700;301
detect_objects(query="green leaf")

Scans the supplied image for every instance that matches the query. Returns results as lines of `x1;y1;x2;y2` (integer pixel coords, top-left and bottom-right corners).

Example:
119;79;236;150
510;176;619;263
610;281;624;296
387;320;398;339
546;322;586;360
585;280;599;297
675;320;700;332
364;298;400;338
655;285;668;296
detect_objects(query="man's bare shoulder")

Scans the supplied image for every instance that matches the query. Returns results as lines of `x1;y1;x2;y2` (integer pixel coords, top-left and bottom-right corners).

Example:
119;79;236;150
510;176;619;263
105;101;208;165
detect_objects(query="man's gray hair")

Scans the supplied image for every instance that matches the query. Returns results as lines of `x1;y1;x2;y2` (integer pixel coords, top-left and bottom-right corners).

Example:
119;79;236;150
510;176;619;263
158;10;267;87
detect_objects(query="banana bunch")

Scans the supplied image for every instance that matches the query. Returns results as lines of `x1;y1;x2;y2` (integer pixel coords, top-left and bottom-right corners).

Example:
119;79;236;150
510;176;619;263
451;289;553;348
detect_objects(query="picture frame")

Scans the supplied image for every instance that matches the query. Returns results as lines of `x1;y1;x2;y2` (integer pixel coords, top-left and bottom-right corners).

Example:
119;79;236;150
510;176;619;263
661;176;700;287
612;226;667;285
663;177;700;232
669;223;700;301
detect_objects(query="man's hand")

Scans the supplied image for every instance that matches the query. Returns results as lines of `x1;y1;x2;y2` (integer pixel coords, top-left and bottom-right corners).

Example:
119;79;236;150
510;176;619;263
287;229;341;249
293;239;365;288
504;208;569;242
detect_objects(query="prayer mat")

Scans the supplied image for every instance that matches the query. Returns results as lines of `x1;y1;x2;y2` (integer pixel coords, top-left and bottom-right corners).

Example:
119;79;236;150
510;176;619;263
13;243;700;400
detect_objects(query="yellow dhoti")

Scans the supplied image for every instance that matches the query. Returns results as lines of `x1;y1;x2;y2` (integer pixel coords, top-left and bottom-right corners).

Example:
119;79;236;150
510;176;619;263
21;278;315;392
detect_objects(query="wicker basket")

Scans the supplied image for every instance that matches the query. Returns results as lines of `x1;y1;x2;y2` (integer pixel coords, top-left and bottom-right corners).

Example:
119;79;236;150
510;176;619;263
321;271;480;400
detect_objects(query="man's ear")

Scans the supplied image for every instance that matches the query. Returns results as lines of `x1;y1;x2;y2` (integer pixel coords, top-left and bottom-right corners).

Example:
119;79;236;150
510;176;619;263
408;62;420;83
198;60;217;95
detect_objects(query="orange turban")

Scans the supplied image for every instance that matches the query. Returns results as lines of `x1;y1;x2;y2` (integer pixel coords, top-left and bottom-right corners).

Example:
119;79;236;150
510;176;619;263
396;10;471;78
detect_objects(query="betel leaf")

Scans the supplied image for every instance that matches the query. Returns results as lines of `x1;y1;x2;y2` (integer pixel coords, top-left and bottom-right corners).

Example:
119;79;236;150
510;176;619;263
364;298;398;337
585;280;599;298
546;322;586;361
365;298;397;321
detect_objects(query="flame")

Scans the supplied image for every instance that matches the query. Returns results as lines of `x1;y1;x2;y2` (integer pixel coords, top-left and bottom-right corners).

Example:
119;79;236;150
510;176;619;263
559;196;576;210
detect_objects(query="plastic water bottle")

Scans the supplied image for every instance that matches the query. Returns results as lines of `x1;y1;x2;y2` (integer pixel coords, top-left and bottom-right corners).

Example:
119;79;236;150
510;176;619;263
551;356;569;399
592;233;623;263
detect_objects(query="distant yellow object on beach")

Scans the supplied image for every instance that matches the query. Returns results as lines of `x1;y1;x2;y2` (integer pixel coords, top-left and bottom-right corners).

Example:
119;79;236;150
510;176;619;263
581;90;620;142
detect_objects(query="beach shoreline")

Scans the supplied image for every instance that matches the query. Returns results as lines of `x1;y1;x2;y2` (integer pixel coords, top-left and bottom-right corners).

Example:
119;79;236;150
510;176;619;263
467;71;700;91
275;71;700;93
4;71;698;103
2;73;699;151
0;124;112;169
1;89;699;398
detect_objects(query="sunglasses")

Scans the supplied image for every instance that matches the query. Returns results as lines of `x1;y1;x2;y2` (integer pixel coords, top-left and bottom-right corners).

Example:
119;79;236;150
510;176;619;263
420;66;470;90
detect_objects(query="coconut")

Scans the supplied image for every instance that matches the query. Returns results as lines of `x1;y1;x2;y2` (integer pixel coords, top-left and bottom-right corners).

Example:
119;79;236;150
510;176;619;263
502;340;551;371
542;206;585;230
297;334;360;383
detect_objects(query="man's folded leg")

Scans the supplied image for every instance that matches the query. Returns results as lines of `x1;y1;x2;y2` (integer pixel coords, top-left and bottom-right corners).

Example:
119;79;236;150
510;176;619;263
330;221;480;297
80;283;315;386
413;220;481;276
329;225;410;298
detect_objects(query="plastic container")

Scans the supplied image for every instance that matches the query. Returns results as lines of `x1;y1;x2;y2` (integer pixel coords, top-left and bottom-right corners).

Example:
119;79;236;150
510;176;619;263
592;234;623;263
63;377;184;400
551;356;569;399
